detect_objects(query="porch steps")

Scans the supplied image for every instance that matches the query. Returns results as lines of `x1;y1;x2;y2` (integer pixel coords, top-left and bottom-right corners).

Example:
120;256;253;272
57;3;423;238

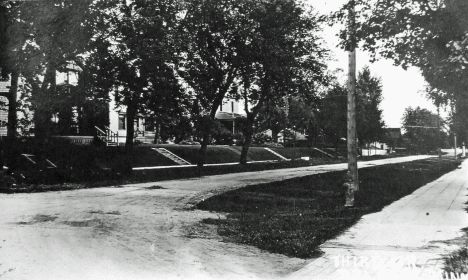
95;126;119;146
264;148;290;161
152;148;191;165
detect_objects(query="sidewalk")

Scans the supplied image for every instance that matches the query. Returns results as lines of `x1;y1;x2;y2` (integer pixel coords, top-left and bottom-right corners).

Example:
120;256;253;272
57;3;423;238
288;158;468;280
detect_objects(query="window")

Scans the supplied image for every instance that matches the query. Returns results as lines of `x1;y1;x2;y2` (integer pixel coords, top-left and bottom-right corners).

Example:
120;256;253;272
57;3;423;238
118;115;126;130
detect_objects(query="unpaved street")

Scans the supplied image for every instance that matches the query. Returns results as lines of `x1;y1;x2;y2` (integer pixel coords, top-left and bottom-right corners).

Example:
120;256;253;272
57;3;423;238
0;156;433;280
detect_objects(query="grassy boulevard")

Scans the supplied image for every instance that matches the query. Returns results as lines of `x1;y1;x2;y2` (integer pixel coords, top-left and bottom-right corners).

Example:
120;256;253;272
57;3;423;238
0;153;406;193
196;158;462;259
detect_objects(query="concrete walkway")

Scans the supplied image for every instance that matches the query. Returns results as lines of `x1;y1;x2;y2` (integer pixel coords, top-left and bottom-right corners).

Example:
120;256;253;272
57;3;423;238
288;158;468;280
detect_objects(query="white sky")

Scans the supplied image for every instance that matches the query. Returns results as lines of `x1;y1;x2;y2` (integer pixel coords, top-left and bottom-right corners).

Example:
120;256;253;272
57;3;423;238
310;0;441;128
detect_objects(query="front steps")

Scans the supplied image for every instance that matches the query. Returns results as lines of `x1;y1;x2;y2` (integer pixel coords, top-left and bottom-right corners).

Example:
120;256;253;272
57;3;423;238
152;148;191;165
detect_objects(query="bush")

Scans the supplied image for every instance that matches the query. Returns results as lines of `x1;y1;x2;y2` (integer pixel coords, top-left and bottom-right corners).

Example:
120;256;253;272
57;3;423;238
252;132;273;145
233;132;244;146
0;171;17;189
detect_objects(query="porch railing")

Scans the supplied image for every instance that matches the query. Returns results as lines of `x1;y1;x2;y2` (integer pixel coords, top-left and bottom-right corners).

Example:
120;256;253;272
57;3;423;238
95;126;119;146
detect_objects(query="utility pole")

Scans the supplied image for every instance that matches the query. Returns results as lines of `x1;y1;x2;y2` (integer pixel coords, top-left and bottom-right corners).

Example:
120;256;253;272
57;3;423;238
437;105;441;161
345;0;358;207
348;0;358;191
454;132;457;159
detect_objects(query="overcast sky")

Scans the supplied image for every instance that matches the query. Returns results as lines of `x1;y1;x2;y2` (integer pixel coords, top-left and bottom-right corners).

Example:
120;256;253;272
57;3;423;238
310;0;440;128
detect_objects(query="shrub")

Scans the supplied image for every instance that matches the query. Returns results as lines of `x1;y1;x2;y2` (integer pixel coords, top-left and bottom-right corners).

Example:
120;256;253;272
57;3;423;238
211;121;235;145
252;132;273;145
233;132;244;146
0;171;17;190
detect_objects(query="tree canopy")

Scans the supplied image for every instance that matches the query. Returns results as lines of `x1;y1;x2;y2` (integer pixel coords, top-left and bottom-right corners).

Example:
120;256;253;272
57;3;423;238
333;0;468;105
318;66;385;151
229;0;329;163
356;66;385;146
401;106;446;153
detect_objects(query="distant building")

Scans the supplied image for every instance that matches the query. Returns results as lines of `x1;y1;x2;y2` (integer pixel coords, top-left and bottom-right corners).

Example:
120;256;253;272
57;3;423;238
360;128;403;156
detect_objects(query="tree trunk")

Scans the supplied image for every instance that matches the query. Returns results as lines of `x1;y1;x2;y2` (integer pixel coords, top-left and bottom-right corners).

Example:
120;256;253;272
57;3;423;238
239;95;264;165
153;122;160;144
196;94;224;169
122;98;138;175
240;118;254;165
197;118;210;168
34;63;56;140
125;107;135;152
7;70;19;140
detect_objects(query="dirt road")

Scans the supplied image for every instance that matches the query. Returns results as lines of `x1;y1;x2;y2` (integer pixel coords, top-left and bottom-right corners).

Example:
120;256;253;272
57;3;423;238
0;155;433;280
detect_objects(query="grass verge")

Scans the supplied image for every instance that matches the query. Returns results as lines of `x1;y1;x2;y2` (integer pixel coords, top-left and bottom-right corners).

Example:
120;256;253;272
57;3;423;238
0;157;335;193
196;158;461;259
442;245;468;278
0;152;420;194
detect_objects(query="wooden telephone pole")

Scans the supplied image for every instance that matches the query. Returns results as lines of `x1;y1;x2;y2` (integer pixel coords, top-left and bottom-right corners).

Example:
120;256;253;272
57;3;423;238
348;0;358;190
345;0;359;207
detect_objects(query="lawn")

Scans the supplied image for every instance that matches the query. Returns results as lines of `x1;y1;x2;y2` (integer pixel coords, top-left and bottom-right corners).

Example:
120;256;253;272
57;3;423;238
227;146;283;161
196;158;461;259
129;145;334;166
443;245;468;278
158;144;239;164
270;147;333;159
96;146;178;168
442;217;468;278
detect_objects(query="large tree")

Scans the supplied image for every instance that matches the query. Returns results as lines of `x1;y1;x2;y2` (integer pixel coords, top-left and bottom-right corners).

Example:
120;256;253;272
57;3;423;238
6;0;95;140
318;82;348;153
318;67;385;154
356;66;385;147
401;106;446;154
333;0;468;139
177;0;257;167
88;0;182;172
233;0;328;164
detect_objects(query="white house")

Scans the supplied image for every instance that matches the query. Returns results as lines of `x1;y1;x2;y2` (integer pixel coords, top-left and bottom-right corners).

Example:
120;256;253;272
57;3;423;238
361;142;388;156
214;98;246;134
107;95;149;144
105;97;247;144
